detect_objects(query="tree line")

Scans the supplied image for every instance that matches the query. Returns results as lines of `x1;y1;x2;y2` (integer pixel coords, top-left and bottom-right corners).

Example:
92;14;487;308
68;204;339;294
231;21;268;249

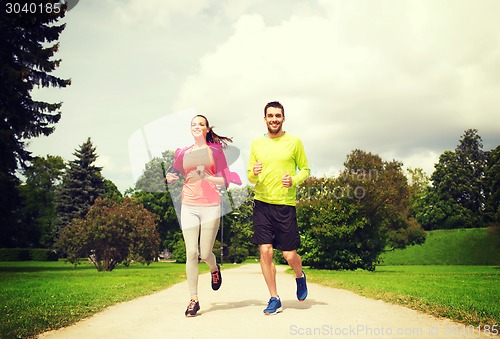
2;128;496;271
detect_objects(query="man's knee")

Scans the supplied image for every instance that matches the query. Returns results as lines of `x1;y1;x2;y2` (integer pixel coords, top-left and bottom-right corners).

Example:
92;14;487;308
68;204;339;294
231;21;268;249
260;244;273;259
282;250;299;263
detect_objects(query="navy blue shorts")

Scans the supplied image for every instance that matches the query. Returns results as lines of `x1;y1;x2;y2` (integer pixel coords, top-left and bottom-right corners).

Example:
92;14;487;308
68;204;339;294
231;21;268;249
252;200;300;251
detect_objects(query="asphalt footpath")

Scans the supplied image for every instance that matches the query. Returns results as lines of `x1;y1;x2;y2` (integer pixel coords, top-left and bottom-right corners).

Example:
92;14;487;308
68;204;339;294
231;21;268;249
38;263;494;339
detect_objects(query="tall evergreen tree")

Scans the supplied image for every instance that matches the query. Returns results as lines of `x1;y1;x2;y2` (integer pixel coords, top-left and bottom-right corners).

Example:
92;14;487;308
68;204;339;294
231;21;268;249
0;1;70;246
56;138;105;230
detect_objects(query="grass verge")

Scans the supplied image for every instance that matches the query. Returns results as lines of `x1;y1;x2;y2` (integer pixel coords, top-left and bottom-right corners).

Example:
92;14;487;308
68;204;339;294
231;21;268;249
302;265;499;328
380;227;500;265
0;261;208;339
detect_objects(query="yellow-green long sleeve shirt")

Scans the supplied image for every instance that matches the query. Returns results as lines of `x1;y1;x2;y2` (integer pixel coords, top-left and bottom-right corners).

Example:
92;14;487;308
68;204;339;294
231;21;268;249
247;132;310;206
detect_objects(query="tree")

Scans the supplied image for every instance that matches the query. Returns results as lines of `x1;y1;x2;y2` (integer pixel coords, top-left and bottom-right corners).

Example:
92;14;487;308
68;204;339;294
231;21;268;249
342;150;426;250
18;155;66;247
224;186;255;263
103;179;123;202
454;129;486;214
130;150;182;252
0;1;70;246
55;138;105;231
484;145;500;223
131;190;180;252
296;150;426;270
56;197;160;271
297;177;376;270
407;167;430;212
135;150;176;193
428;129;487;228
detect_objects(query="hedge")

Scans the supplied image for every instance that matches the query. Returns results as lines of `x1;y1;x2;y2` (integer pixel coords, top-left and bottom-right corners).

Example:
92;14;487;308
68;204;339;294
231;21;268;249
0;248;59;261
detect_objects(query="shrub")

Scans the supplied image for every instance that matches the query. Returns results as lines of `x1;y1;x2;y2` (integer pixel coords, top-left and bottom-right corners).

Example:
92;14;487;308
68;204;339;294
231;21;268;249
171;238;186;263
56;197;160;271
0;248;58;261
219;245;248;264
0;249;30;261
29;249;58;261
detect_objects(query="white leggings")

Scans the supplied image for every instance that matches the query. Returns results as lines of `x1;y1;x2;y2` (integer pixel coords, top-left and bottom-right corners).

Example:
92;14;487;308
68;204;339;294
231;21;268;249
181;204;220;297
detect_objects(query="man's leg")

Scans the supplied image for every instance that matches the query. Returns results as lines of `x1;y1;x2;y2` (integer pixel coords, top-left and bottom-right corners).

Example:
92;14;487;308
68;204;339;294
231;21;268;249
259;244;278;297
283;249;308;301
282;249;303;278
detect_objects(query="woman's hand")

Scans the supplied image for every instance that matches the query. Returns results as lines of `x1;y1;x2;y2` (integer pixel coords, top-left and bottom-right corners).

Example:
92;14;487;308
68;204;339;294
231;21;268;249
165;173;179;184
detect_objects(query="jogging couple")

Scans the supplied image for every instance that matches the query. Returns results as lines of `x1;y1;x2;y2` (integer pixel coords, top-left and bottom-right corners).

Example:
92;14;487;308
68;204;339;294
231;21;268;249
165;101;310;317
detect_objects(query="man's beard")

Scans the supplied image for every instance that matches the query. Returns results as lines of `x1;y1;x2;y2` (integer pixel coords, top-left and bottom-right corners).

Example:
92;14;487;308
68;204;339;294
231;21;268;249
267;123;282;135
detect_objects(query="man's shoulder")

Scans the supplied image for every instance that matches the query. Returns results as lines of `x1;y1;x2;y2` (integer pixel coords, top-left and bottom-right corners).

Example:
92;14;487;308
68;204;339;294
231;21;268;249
250;134;268;145
283;132;303;144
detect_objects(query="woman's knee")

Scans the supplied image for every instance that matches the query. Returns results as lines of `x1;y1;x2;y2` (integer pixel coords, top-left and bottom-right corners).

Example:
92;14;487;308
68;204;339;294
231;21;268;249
199;249;213;262
186;249;199;261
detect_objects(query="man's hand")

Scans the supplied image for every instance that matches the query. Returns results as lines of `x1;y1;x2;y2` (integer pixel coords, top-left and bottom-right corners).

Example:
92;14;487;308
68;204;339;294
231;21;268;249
282;174;292;188
253;160;263;176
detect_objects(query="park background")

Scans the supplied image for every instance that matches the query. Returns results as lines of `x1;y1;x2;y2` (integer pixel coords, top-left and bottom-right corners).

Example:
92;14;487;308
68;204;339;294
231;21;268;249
0;1;499;338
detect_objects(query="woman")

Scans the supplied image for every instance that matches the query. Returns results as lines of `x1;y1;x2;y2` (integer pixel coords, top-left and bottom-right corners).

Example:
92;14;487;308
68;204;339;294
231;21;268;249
166;115;241;317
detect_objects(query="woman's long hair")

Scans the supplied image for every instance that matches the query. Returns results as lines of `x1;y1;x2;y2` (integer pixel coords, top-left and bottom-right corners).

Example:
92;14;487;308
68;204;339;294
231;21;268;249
193;115;233;148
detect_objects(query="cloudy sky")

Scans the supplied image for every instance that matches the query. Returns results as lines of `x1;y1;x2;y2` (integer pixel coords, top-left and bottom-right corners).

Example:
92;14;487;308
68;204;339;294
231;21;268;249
29;0;500;193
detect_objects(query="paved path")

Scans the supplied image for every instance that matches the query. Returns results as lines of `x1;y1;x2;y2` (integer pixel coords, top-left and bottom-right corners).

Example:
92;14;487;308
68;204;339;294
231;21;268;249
39;264;494;339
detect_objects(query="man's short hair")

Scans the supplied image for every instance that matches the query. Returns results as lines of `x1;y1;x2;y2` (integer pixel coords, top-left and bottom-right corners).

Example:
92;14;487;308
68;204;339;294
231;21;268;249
264;101;284;116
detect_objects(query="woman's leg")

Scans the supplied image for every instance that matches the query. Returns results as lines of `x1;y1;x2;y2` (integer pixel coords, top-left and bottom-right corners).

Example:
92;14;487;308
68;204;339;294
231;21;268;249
198;205;220;272
181;204;201;298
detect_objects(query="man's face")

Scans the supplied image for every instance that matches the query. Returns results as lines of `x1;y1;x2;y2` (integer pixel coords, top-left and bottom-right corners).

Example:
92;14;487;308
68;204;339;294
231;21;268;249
264;107;285;135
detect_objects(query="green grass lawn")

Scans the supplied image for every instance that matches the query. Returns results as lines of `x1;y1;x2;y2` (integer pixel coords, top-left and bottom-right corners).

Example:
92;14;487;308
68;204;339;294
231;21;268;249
0;261;207;339
302;228;499;328
302;265;499;328
2;228;498;338
380;227;500;265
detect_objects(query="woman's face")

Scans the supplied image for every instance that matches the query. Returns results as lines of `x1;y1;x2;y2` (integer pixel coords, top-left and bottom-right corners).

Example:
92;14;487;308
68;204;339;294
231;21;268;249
191;116;209;140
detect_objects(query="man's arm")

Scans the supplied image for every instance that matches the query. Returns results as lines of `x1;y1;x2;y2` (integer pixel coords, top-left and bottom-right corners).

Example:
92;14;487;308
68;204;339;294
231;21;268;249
291;139;310;187
247;142;259;184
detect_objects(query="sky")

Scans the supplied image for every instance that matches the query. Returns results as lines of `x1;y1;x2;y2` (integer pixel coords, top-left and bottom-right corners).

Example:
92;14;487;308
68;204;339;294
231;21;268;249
29;0;500;193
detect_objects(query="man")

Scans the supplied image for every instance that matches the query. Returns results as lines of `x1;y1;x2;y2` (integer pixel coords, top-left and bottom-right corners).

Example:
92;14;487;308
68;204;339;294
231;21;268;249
247;101;310;315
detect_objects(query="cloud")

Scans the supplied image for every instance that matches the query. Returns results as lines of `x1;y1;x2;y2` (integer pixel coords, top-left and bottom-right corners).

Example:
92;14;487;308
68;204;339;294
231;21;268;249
26;0;500;193
171;0;500;178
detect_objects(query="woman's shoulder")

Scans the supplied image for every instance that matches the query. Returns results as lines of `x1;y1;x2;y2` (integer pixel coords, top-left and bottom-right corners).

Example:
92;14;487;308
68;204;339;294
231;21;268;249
207;142;223;152
175;145;192;157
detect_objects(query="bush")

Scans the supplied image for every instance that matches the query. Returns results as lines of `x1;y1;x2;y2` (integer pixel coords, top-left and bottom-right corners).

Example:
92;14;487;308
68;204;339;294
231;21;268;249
171;238;186;263
0;248;58;261
0;249;30;261
225;245;248;264
56;197;160;271
29;249;58;261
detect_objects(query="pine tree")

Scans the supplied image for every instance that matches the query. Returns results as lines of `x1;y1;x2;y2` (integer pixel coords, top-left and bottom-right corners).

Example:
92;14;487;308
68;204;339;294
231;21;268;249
56;138;105;230
0;1;70;246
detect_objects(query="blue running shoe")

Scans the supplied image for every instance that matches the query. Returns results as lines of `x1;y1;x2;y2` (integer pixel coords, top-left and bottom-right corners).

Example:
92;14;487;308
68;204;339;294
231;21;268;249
296;271;308;301
263;297;282;315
